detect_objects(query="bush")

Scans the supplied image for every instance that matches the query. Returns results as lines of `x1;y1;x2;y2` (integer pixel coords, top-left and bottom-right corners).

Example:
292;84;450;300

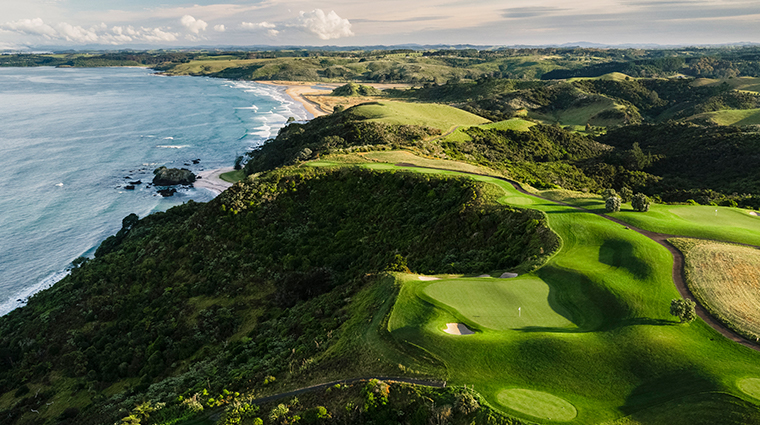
454;390;479;415
603;188;618;199
632;193;651;212
670;298;697;323
605;196;621;213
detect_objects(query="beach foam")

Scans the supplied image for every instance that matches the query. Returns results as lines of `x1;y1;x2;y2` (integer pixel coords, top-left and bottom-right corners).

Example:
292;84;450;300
0;269;70;316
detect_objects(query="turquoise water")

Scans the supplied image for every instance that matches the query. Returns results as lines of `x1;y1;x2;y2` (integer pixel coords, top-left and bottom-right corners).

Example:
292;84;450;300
0;67;308;315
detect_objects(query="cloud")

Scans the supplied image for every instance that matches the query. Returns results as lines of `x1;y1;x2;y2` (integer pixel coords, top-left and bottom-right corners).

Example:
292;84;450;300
501;7;567;19
1;18;57;38
214;24;226;32
241;21;276;29
297;9;353;40
180;15;207;34
2;17;180;44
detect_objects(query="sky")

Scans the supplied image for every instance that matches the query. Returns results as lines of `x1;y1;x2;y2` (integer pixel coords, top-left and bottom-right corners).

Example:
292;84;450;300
0;0;759;49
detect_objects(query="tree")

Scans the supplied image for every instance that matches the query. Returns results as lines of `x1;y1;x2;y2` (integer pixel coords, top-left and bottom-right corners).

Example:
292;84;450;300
632;193;651;212
605;196;621;213
620;187;634;203
670;298;697;323
603;188;617;199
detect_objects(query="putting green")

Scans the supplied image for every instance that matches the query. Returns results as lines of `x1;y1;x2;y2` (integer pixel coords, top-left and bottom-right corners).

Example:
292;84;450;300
422;277;573;331
502;196;534;205
496;388;577;421
738;378;760;400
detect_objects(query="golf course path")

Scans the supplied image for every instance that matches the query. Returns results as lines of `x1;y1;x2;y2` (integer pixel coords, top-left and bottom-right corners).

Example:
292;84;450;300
395;163;760;352
247;376;445;406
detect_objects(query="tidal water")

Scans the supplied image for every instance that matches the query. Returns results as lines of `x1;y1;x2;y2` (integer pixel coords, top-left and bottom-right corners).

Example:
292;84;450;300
0;67;308;315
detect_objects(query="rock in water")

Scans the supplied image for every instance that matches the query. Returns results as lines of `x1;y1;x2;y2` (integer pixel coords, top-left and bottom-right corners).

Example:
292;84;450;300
152;166;196;186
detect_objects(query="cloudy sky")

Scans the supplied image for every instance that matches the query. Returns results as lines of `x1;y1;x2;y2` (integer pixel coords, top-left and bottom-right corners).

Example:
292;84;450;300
0;0;759;49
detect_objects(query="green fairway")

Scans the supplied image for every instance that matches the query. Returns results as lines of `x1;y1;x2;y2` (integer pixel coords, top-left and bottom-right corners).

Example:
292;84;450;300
538;190;760;246
739;378;760;400
496;388;578;421
308;158;760;423
422;277;574;331
348;101;490;132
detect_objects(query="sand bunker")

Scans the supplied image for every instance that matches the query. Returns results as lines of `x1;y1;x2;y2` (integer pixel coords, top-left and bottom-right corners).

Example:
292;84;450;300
750;211;758;216
476;274;491;278
500;272;519;278
443;323;474;335
418;276;441;281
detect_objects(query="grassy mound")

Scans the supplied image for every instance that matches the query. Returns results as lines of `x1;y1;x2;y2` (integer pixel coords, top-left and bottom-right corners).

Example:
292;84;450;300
670;238;760;340
739;378;760;400
496;388;577;421
348;101;489;132
689;108;760;126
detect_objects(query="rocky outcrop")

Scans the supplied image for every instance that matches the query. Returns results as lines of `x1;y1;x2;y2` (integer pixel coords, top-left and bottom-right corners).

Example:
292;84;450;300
152;167;196;186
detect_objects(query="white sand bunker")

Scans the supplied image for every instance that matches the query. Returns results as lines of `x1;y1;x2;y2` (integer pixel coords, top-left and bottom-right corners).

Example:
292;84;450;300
500;272;519;278
750;211;758;216
418;276;440;281
476;274;491;278
443;323;475;335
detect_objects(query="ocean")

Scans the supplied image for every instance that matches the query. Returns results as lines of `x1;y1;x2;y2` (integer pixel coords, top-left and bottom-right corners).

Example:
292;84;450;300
0;67;308;316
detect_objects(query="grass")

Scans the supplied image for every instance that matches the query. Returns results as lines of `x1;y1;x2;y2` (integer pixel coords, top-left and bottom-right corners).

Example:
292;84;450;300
421;276;574;331
220;170;245;183
304;157;760;423
739;378;760;400
529;96;627;128
688;108;760;126
538;190;760;246
437;118;536;144
496;388;577;421
670;238;760;340
348;101;489;132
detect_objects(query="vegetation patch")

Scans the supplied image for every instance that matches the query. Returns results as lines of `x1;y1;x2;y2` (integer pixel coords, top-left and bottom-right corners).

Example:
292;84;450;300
738;378;760;401
495;388;577;421
670;238;760;340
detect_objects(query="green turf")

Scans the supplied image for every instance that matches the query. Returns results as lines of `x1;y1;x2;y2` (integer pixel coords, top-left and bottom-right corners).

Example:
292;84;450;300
422;277;574;331
348;101;489;132
496;388;578;421
219;170;245;183
738;378;760;400
437;118;535;144
307;159;760;423
689;109;760;126
540;192;760;246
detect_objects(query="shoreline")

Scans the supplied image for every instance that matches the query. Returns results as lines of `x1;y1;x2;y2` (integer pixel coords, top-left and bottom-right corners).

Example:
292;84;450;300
256;81;335;118
195;167;235;195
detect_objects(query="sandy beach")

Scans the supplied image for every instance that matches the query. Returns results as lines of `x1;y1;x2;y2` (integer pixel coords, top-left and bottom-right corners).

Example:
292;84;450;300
257;81;335;117
195;167;235;195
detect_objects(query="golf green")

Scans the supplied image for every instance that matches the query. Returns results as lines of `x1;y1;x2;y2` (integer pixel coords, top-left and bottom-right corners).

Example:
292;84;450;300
496;388;578;421
423;277;574;331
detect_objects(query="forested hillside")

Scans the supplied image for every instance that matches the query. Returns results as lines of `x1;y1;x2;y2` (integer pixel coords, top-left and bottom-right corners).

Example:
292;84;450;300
0;167;555;425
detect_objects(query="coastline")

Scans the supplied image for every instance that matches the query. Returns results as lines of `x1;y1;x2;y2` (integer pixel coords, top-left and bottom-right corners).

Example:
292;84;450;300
257;81;335;118
195;167;236;195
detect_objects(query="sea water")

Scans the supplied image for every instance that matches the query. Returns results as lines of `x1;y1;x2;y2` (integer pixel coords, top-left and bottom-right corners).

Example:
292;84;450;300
0;67;308;316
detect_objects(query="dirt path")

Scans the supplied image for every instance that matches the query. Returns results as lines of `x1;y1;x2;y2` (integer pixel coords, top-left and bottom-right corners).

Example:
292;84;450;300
395;163;760;352
249;376;445;406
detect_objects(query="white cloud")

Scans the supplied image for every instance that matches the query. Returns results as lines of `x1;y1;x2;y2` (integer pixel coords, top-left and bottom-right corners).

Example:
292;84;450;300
55;22;99;43
142;27;178;42
180;15;208;34
241;21;277;29
1;18;57;38
268;29;280;37
214;24;226;32
297;9;353;40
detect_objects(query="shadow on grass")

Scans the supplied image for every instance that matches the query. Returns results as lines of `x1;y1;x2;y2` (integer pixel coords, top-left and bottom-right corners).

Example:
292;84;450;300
598;239;654;280
620;367;719;416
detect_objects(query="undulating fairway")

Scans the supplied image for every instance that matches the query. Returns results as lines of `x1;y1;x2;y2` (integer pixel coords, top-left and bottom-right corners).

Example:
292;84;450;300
688;108;760;126
538;190;760;246
438;117;536;143
671;238;760;339
310;155;760;424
